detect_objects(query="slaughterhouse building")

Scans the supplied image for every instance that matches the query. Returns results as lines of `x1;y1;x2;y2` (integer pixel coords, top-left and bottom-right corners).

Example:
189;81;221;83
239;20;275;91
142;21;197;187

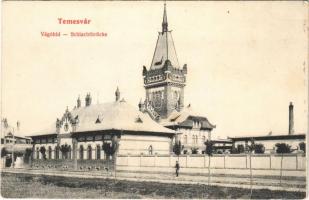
29;4;215;169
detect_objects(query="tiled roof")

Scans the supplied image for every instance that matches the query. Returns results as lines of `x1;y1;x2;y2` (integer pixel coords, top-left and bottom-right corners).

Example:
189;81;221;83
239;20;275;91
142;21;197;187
28;100;175;136
161;105;216;130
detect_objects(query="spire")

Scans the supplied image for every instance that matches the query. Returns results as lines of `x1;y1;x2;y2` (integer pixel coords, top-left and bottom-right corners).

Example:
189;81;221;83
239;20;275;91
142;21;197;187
150;3;180;70
162;2;168;32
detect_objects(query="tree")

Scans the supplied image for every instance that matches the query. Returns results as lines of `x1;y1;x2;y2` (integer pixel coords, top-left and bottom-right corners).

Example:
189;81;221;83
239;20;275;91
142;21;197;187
24;148;32;164
275;143;292;185
1;148;8;158
275;143;292;154
173;140;182;160
60;144;70;159
39;146;47;160
299;142;306;154
254;143;265;154
102;135;119;175
230;144;238;154
237;144;245;153
204;140;214;186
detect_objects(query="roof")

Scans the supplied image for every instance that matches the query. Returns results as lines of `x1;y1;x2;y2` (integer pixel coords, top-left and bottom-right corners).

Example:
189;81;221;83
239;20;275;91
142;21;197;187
150;4;180;70
161;104;216;130
229;134;306;141
28;100;175;137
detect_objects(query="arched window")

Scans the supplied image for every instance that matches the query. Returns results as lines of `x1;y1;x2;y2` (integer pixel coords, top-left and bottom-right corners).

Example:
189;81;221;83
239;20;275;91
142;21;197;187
184;135;187;144
192;135;195;144
79;145;84;160
36;147;39;159
87;145;92;160
48;146;52;159
148;145;153;155
96;145;101;160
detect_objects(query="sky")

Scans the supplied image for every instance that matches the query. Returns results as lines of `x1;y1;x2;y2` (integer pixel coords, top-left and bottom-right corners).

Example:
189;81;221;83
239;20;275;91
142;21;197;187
2;1;308;138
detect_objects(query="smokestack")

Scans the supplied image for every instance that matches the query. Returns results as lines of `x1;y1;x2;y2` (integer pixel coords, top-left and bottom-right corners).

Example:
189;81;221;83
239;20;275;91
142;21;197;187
288;102;294;135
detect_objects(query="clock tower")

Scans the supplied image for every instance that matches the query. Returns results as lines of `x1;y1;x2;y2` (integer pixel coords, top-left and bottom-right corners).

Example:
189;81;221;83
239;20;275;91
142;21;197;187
141;3;187;120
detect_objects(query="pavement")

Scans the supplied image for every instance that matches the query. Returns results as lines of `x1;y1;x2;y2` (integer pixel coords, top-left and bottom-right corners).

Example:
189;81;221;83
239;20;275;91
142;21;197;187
1;168;306;193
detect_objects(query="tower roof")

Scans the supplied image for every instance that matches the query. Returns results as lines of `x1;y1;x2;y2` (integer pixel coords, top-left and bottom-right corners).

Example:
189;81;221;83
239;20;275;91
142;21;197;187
150;4;180;70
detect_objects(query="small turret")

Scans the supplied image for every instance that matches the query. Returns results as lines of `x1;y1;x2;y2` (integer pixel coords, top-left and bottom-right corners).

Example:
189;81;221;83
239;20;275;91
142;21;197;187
115;87;120;101
77;96;81;108
16;121;20;131
138;98;145;111
85;93;92;107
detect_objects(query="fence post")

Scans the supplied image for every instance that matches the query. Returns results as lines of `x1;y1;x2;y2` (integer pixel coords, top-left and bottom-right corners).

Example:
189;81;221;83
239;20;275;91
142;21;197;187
269;154;272;169
245;154;248;169
186;155;188;168
296;154;298;170
169;155;171;167
204;154;206;168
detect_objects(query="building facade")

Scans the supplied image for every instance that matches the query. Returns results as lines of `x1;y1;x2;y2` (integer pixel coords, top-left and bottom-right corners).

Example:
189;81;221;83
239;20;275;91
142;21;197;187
29;90;175;170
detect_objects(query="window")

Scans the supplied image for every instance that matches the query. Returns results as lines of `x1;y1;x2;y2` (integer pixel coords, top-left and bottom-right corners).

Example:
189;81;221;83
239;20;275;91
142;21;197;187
192;135;195;144
96;145;101;160
79;145;84;160
184;135;187;144
148;145;153;155
87;145;92;160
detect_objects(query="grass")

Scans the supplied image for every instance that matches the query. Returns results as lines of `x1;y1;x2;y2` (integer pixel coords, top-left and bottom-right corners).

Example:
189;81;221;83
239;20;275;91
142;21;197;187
1;172;306;199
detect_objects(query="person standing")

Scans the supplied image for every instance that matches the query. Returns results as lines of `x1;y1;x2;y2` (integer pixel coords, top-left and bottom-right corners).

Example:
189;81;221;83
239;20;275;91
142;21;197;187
175;161;180;177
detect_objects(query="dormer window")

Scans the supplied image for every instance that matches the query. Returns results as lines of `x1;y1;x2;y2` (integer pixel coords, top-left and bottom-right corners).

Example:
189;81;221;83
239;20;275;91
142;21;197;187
135;116;143;123
95;115;102;124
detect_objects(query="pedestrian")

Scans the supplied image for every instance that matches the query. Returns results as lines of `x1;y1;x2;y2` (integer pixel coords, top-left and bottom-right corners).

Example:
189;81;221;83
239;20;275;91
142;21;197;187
175;161;180;177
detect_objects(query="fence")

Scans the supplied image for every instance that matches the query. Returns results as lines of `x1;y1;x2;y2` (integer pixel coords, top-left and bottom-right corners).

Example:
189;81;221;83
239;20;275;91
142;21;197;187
117;153;306;170
31;159;115;171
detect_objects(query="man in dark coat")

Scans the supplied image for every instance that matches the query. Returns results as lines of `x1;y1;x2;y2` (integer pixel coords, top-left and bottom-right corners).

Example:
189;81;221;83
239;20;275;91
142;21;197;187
175;161;180;177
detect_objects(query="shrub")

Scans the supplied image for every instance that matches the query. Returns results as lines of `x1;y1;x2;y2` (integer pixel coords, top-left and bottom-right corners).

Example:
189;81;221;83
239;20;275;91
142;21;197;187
191;148;198;154
299;142;306;153
254;143;265;154
275;143;292;154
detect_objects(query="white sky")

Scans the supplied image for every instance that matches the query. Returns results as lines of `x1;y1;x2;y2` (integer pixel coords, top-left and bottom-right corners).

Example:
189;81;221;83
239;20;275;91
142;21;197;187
2;1;308;138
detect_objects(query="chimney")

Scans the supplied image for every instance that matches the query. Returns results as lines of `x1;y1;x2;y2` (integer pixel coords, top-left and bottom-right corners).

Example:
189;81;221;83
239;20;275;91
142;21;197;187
288;102;294;135
115;87;120;101
85;93;92;107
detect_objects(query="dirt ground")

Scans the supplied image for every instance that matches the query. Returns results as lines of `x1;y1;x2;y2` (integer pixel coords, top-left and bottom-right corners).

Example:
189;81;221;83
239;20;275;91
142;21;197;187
1;172;306;199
